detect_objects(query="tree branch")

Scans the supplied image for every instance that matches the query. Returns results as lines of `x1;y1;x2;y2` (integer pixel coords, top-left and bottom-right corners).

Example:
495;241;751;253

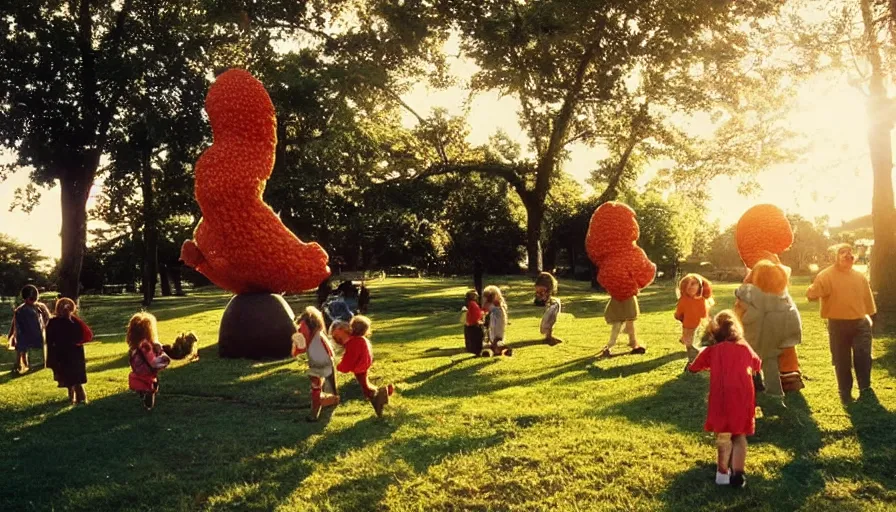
416;161;531;199
77;0;98;135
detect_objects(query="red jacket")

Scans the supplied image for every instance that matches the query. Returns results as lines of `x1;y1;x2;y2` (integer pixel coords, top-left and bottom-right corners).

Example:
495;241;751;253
336;336;373;375
465;300;484;326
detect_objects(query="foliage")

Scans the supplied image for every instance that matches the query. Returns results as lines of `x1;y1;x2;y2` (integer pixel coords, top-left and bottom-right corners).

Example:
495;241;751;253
0;234;48;296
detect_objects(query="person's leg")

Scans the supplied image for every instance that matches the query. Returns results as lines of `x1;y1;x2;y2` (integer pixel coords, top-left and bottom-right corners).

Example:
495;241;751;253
68;386;76;404
626;321;645;353
853;318;873;393
75;384;87;404
762;356;784;399
715;433;732;484
600;323;623;357
143;392;155;410
308;376;323;421
354;372;376;399
730;435;748;488
828;321;855;403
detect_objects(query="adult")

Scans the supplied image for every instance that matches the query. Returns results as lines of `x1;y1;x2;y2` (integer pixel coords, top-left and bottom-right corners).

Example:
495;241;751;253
806;244;876;404
9;285;51;374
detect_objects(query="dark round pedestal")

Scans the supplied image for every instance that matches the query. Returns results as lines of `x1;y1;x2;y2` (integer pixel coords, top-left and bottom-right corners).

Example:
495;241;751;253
218;293;296;359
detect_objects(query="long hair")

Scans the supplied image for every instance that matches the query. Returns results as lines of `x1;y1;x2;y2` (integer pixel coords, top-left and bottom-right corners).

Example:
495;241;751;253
127;312;159;350
534;272;558;295
298;306;325;333
482;285;505;310
704;310;743;344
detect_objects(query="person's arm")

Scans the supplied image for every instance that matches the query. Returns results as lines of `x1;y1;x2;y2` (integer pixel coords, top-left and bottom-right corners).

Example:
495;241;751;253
674;300;684;322
806;271;829;301
862;276;877;318
74;316;93;345
689;345;711;372
141;341;170;369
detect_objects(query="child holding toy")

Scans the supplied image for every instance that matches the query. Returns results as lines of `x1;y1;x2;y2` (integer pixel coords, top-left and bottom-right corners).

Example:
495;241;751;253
535;272;563;346
127;312;171;411
689;310;762;489
482;285;512;356
675;273;714;369
45;298;93;404
462;290;485;355
330;316;394;417
293;306;340;422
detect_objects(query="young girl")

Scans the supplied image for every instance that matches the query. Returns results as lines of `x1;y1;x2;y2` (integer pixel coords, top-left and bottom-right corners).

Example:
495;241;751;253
331;316;394;417
482;285;512;357
462;290;485;355
127;312;171;411
46;298;93;404
535;272;563;346
689;310;762;489
9;285;51;374
293;306;340;422
675;273;714;369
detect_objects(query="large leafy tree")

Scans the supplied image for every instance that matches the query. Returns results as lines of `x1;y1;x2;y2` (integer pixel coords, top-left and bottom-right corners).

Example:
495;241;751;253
0;234;48;296
403;0;784;273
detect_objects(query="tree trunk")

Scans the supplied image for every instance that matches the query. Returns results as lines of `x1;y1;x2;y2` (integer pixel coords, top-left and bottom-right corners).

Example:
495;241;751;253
58;171;92;300
524;200;544;274
861;0;896;318
171;263;185;296
140;148;158;306
159;263;172;296
473;258;484;298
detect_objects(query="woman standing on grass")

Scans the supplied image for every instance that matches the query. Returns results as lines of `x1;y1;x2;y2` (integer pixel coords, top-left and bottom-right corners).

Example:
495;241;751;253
689;310;762;489
46;298;93;404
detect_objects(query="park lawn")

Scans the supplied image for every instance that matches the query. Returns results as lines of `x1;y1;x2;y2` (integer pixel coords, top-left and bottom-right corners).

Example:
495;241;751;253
1;276;895;512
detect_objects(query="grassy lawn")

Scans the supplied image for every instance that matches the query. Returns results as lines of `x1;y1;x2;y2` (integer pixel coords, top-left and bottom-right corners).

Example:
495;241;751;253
1;276;895;511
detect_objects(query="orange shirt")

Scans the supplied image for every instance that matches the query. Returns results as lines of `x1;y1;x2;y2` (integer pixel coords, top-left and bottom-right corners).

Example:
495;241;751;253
675;295;709;329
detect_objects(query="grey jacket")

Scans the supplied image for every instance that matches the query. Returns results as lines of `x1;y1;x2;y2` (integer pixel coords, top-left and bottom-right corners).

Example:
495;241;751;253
735;283;802;359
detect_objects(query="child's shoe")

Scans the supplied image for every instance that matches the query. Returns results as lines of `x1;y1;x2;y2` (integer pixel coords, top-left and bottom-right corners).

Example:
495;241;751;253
715;470;731;485
730;471;746;488
597;348;611;359
630;346;646;355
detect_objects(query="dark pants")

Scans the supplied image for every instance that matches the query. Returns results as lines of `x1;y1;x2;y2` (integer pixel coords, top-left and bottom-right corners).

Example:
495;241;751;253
827;318;873;398
464;325;484;354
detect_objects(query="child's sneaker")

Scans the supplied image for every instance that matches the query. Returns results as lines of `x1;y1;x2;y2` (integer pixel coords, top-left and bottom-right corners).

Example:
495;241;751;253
715;470;731;485
371;387;389;417
597;348;611;359
630;346;646;355
730;471;746;488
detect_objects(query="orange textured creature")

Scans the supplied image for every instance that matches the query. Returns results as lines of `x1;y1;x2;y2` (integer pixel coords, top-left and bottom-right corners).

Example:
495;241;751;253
586;201;656;301
735;204;793;269
180;69;330;294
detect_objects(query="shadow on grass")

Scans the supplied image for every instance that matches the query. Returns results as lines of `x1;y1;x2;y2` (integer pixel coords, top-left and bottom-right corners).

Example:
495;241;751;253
846;390;896;488
587;352;685;379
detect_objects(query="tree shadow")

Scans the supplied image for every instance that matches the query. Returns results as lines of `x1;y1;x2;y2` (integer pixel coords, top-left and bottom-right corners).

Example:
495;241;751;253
845;390;896;488
586;352;685;380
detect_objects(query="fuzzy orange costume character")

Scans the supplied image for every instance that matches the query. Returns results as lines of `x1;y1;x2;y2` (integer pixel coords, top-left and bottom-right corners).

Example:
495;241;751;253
586;201;656;356
734;205;802;393
180;69;330;294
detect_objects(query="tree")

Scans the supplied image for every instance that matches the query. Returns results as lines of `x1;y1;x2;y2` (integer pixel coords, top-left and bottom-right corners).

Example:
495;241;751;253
0;234;47;296
781;214;832;274
406;0;784;274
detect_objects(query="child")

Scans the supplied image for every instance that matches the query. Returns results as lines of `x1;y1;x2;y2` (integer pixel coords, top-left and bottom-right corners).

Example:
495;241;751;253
462;290;485;355
127;312;171;411
535;272;563;346
293;306;340;422
482;285;512;357
330;316;394;417
689;310;762;489
45;298;93;404
9;285;52;374
675;273;714;369
597;295;647;358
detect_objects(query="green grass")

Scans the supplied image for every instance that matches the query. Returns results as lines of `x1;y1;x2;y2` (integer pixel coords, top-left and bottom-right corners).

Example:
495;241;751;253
1;276;895;511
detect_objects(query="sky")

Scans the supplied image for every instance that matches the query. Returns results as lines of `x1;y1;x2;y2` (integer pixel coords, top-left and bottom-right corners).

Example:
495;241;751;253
0;26;882;263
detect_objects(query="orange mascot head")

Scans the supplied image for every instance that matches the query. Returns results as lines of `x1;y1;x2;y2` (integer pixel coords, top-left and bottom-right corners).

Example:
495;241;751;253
585;201;656;301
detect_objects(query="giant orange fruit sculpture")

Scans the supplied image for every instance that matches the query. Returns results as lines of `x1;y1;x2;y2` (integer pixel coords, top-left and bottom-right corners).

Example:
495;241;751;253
585;201;656;301
735;204;793;269
180;69;330;294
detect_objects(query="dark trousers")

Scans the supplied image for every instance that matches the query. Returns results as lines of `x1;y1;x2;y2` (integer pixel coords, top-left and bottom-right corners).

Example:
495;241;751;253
827;318;873;397
464;325;484;354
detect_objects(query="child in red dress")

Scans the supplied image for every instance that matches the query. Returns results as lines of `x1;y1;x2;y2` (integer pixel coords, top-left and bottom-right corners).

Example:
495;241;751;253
689;310;762;489
462;290;485;355
330;316;394;417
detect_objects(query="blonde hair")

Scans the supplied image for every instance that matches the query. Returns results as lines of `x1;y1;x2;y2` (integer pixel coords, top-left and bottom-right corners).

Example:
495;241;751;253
298;306;325;333
329;319;351;338
482;285;505;309
350;315;372;337
704;310;743;344
54;297;76;317
127;312;159;350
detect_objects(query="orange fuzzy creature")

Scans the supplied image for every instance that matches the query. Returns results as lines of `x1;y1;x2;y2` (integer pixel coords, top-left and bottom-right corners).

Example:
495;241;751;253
585;202;656;301
735;204;793;269
180;69;330;294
